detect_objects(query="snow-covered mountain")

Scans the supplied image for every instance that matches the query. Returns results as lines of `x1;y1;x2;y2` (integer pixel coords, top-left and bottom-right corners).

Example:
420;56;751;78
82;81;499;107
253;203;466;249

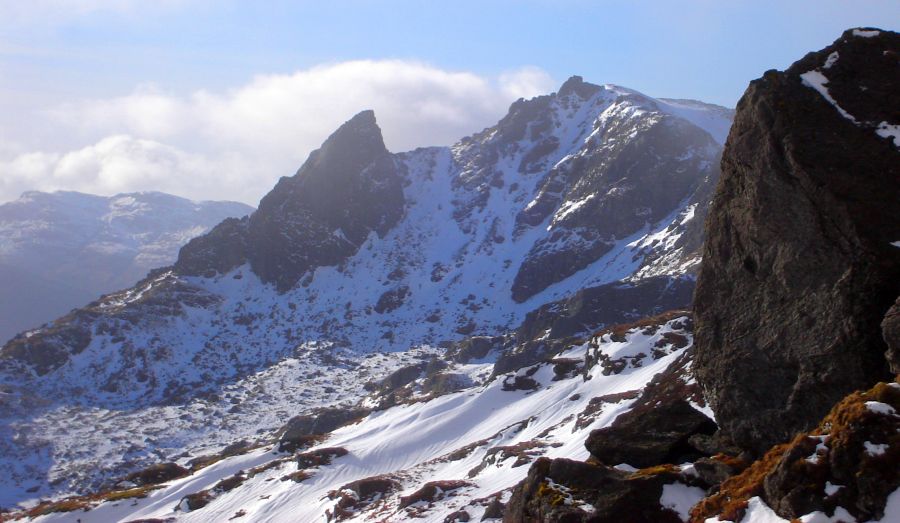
0;191;253;344
0;76;733;509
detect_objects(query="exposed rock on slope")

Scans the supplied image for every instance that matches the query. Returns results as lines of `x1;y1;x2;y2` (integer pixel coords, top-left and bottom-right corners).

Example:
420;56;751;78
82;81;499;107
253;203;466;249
694;28;900;454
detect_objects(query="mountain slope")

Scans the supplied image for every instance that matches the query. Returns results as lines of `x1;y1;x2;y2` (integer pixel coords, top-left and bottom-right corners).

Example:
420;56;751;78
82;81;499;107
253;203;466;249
0;77;732;508
14;314;708;522
0;191;253;343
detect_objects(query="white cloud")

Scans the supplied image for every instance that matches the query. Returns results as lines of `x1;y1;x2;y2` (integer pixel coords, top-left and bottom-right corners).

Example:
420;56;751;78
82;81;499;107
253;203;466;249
1;60;555;205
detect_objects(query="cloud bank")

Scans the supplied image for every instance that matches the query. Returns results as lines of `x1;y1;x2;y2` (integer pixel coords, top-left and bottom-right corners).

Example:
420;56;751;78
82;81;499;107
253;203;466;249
0;60;555;205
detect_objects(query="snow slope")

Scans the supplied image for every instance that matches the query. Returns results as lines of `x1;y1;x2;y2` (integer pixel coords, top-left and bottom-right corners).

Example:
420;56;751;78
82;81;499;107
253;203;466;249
22;316;705;523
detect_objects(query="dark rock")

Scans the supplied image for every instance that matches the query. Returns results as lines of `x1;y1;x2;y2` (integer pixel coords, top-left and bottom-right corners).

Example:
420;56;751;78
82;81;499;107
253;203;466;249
422;372;474;395
374;362;427;393
447;336;504;364
693;456;745;487
278;408;368;452
125;462;189;487
178;490;213;511
296;447;348;469
374;286;409;314
694;28;900;454
504;457;685;523
176;110;406;291
482;497;505;520
501;373;540;392
550;358;582;381
444;510;471;522
882;296;900;373
584;347;714;468
398;480;471;509
516;276;695;344
586;398;716;468
328;475;400;521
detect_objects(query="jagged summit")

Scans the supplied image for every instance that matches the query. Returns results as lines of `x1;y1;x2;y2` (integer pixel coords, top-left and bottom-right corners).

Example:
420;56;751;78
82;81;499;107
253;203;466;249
300;109;388;175
557;75;602;99
176;109;404;290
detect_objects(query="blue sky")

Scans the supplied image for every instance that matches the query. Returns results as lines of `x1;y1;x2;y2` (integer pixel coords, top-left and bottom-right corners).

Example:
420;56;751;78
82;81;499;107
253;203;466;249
0;1;897;204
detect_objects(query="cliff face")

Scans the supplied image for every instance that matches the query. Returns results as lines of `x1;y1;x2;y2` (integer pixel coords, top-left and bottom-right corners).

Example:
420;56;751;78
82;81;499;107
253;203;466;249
694;28;900;454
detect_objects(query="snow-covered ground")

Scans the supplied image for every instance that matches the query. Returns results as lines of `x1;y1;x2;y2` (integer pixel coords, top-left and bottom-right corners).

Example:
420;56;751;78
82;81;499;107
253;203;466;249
23;316;705;522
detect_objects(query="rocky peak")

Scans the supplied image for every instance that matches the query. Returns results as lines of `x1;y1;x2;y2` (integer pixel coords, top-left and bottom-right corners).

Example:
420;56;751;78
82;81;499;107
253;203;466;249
176;110;405;290
557;75;602;100
694;27;899;454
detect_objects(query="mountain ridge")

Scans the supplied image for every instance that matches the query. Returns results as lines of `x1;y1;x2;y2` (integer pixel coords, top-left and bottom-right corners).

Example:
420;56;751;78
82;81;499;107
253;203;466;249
0;76;732;507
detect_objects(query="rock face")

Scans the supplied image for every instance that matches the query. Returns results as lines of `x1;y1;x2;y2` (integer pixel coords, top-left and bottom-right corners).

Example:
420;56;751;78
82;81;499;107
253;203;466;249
694;28;900;454
177;110;405;291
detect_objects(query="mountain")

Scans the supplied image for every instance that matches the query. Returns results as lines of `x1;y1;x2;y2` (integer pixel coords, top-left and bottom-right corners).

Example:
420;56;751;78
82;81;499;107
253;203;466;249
2;28;898;523
0;77;732;508
0;191;253;344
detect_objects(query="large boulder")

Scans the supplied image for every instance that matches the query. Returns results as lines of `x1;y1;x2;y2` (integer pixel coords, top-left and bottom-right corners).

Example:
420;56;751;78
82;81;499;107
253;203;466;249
694;28;900;454
585;347;717;467
504;457;692;523
585;399;716;468
278;407;369;452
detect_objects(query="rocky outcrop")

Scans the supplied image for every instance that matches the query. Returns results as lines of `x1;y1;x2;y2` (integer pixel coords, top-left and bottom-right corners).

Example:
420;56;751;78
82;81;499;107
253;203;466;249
883;297;900;373
694;28;900;454
176;110;405;290
504;457;691;523
585;346;716;468
691;379;900;523
586;399;716;468
278;407;369;452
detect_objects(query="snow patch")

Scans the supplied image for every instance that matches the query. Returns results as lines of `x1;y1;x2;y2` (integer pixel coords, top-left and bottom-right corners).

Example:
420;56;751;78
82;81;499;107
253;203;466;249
852;29;880;38
799;70;858;124
865;401;897;416
875;122;900;148
863;441;889;456
659;482;706;521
